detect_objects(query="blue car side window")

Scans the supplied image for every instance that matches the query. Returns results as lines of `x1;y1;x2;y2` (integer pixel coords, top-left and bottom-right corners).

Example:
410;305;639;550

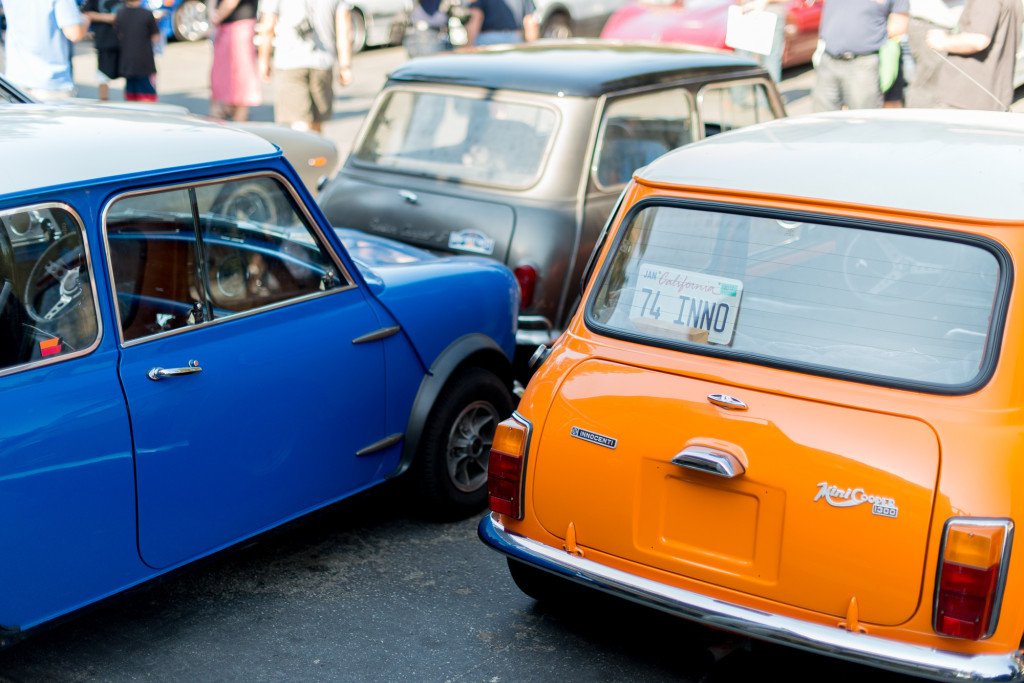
107;188;204;342
0;205;99;374
195;176;344;315
106;175;347;343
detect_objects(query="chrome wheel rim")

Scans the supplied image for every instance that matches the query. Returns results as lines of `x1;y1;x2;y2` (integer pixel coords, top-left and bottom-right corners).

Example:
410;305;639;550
446;400;499;493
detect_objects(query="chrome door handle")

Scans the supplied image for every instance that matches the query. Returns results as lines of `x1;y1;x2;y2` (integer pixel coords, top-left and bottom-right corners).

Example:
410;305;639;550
671;445;745;478
147;360;202;381
399;190;419;204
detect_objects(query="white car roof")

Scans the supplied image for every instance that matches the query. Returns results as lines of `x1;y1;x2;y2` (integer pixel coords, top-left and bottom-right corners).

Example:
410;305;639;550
639;108;1024;221
0;105;279;197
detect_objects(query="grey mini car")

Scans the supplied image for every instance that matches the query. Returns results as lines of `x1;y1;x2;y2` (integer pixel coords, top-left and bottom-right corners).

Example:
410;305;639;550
317;41;786;370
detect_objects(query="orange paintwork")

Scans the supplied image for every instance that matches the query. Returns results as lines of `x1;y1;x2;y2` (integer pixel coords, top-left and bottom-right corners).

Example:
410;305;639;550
499;177;1024;659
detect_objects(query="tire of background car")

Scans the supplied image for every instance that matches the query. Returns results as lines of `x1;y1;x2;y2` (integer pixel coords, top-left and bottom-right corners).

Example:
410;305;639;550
349;9;367;54
506;558;574;603
210;180;288;226
414;366;514;520
541;12;572;39
172;0;210;42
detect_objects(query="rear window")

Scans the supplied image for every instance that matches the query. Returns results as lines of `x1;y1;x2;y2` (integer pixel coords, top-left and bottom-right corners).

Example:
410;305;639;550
353;89;558;189
588;203;1004;390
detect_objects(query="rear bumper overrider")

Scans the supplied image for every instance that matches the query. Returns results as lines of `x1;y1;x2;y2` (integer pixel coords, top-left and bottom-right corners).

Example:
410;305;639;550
479;514;1024;682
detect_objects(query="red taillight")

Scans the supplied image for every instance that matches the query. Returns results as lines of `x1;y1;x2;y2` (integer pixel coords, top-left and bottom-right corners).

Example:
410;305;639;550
513;265;537;309
487;416;530;519
934;520;1012;640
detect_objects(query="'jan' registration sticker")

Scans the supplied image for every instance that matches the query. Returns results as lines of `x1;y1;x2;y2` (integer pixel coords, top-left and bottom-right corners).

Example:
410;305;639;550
629;264;743;345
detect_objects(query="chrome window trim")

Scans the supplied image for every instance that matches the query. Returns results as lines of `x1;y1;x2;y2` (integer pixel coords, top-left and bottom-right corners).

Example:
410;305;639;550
933;517;1015;640
695;75;788;135
100;171;358;349
590;88;699;193
480;515;1024;682
0;202;103;378
348;84;564;191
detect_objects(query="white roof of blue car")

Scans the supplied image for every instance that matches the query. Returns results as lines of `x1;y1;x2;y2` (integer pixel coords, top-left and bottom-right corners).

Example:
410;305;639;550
0;105;279;196
639;108;1024;221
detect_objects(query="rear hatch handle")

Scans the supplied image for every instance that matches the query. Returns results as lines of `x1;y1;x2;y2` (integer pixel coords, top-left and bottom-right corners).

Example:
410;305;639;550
671;445;745;478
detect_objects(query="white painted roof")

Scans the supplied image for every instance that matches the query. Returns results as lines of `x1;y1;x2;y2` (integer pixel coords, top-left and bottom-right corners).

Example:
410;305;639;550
0;105;279;197
639;109;1024;221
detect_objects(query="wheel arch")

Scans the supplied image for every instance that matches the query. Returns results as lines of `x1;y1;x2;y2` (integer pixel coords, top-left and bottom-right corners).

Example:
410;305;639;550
388;333;513;480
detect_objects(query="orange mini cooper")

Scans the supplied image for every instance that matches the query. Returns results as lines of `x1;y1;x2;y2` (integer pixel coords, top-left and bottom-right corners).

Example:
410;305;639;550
479;109;1024;681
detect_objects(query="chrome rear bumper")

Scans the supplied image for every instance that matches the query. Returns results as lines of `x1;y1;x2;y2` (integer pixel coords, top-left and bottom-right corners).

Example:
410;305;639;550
479;515;1024;682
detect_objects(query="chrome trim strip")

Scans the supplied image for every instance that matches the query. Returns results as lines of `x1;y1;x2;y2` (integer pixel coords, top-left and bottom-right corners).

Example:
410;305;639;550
352;325;401;345
355;432;404;457
479;515;1024;682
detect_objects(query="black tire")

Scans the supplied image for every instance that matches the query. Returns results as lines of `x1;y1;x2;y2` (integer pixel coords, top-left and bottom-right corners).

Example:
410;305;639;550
542;13;572;39
414;366;513;520
507;558;570;604
350;9;367;54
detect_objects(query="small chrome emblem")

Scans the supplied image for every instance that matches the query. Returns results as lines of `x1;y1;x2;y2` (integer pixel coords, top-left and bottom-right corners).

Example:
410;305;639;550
570;426;617;450
707;393;748;410
814;482;899;519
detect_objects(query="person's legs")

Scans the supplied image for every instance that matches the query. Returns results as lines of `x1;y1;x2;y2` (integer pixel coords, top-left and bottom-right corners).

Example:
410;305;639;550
812;53;844;112
843;53;883;110
275;68;314;128
308;69;334;134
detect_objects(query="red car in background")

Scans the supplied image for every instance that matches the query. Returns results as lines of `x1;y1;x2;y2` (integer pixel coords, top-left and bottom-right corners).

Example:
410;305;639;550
601;0;823;69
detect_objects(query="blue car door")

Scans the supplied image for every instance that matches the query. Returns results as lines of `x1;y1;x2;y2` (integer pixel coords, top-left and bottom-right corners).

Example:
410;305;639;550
107;176;392;570
0;203;142;629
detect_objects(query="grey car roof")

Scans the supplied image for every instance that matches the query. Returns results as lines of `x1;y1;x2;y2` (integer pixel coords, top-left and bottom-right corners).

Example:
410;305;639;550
387;40;765;97
0;105;280;197
638;108;1024;222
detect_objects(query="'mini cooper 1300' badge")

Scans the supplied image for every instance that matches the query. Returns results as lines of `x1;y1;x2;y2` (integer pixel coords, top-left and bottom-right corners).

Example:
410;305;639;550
814;482;899;519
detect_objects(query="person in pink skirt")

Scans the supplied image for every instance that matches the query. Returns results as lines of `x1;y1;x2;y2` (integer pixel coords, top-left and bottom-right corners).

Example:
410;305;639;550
209;0;262;121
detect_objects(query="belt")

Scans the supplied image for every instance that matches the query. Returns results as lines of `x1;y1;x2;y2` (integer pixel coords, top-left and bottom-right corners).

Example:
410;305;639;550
829;51;873;60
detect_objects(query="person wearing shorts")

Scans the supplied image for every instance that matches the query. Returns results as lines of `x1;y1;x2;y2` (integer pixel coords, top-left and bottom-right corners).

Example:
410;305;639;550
257;0;353;133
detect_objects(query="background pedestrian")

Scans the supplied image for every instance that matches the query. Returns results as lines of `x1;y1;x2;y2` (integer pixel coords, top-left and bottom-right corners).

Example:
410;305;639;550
404;0;451;58
926;0;1022;110
1;0;90;100
81;0;122;101
812;0;909;111
465;0;537;47
115;0;159;101
906;0;965;107
208;0;262;121
737;0;788;83
257;0;353;133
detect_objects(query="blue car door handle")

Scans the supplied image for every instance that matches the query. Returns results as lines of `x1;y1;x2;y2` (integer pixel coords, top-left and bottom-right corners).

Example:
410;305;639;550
147;360;202;381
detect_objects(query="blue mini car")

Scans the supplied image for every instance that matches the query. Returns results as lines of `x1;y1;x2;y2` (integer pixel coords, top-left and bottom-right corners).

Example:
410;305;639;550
0;105;517;645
